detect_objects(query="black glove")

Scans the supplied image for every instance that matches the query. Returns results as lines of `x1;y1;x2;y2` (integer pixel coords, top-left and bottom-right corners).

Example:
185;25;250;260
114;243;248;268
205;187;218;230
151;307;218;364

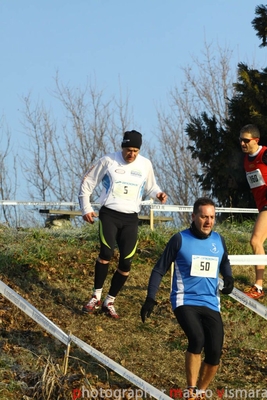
221;276;234;294
140;297;157;323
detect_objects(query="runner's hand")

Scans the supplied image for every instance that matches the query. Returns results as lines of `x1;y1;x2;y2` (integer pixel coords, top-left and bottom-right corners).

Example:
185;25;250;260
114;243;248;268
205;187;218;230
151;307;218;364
140;297;157;322
221;276;234;294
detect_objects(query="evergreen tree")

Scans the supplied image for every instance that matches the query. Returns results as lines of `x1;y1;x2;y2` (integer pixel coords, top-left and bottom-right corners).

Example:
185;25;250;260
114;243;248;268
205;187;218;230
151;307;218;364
186;62;267;209
186;6;267;210
226;63;267;207
186;111;247;208
252;4;267;47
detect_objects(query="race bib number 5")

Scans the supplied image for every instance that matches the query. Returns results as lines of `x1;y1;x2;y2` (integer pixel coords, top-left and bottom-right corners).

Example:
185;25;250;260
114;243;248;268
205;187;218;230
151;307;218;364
190;255;219;278
112;181;139;200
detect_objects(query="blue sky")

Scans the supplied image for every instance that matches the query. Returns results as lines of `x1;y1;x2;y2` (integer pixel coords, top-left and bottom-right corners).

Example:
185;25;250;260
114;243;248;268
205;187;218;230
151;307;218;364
0;0;266;162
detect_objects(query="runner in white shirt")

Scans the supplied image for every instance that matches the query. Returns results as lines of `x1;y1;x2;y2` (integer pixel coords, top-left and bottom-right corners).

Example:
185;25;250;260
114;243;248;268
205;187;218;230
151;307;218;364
79;130;167;319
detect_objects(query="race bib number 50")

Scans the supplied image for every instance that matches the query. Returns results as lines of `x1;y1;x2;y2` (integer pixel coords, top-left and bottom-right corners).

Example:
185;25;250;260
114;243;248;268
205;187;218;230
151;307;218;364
190;255;219;278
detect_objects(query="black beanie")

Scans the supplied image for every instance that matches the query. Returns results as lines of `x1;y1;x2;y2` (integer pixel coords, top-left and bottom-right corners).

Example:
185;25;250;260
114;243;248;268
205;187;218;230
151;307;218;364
121;130;142;149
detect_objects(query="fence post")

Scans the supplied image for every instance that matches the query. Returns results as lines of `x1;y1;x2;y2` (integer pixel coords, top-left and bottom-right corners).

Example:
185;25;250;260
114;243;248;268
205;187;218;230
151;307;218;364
150;202;154;230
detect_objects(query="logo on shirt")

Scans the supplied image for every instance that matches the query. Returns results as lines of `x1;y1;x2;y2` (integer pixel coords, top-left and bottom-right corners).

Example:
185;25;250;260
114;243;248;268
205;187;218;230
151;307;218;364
115;169;125;174
210;243;219;254
131;169;142;177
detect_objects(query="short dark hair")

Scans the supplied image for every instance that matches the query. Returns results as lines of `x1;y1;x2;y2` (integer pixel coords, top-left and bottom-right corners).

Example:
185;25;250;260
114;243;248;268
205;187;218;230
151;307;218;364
240;124;260;138
193;197;215;214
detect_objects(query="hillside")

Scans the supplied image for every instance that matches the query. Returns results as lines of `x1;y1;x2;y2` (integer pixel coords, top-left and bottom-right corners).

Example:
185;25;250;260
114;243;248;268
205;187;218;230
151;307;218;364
0;222;267;399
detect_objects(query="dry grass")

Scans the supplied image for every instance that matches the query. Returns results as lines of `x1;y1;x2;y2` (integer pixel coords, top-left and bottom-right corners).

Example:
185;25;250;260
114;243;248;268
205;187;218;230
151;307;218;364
0;221;267;399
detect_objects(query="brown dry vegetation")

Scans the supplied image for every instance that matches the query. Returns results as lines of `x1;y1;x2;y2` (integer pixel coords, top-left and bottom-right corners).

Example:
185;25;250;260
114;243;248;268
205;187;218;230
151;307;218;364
0;221;267;400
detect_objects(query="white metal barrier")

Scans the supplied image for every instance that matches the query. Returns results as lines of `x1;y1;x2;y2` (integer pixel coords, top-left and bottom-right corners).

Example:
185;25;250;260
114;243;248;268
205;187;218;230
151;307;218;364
219;279;267;320
0;200;258;213
0;279;171;400
0;254;267;397
0;200;259;230
150;204;258;214
226;255;267;320
0;200;153;207
229;255;267;265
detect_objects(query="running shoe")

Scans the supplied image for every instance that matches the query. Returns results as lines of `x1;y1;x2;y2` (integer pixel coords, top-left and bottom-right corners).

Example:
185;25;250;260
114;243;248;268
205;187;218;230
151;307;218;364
244;285;264;300
184;387;197;399
101;302;119;319
82;295;101;314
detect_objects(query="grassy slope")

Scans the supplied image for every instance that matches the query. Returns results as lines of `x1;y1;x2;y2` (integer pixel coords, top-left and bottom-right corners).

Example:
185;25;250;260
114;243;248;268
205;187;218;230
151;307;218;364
0;221;267;399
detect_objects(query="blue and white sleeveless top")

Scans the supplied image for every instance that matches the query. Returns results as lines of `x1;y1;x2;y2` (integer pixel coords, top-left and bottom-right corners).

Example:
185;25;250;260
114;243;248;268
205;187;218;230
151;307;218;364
170;229;224;312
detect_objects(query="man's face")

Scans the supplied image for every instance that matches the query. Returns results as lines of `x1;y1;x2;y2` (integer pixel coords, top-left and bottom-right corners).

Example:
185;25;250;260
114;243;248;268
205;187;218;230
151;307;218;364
239;133;259;155
122;147;140;163
192;205;215;236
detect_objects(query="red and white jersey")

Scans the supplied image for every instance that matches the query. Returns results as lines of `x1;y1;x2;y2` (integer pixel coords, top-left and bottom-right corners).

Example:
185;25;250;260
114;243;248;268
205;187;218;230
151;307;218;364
244;146;267;211
79;151;162;215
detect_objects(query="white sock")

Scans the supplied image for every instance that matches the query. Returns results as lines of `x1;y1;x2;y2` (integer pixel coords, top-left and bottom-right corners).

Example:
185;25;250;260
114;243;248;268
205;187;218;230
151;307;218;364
93;288;103;301
104;295;116;306
254;284;263;291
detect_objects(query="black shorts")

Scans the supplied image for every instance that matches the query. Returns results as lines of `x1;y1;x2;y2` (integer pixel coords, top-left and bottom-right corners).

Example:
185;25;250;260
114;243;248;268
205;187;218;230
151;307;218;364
98;206;139;270
174;305;224;365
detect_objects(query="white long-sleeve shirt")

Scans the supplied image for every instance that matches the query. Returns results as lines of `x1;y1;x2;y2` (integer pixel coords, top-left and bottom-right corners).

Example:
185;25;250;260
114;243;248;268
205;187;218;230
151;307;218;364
78;151;162;215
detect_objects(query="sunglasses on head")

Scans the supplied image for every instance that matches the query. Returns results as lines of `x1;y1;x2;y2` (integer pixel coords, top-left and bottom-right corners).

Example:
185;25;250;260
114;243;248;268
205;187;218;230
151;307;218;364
239;137;257;144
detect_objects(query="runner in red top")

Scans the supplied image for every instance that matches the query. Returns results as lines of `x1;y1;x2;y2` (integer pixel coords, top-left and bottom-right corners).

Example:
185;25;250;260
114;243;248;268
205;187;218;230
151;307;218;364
240;124;267;299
